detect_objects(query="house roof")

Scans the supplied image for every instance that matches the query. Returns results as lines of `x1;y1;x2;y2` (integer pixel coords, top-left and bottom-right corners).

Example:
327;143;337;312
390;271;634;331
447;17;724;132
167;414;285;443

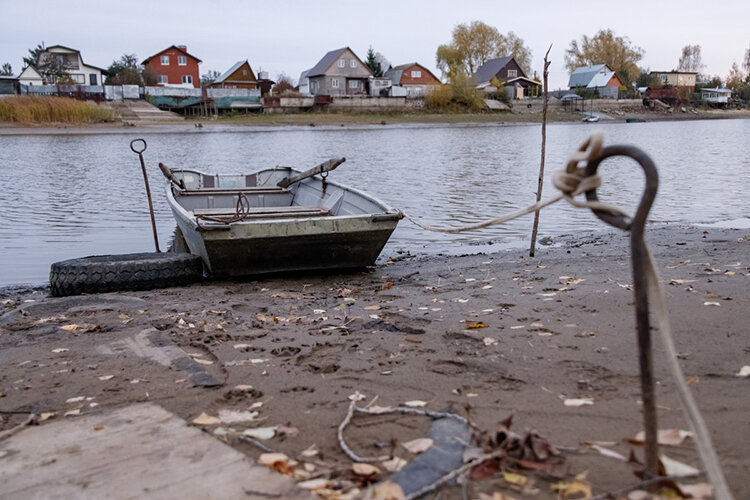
701;87;731;94
307;47;372;78
472;57;513;84
142;45;202;65
568;64;621;88
215;60;254;84
384;63;440;85
307;48;348;77
39;45;107;72
650;70;697;75
19;65;43;79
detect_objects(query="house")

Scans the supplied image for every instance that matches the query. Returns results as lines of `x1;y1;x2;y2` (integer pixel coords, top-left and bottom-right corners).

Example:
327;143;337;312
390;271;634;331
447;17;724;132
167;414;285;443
142;45;201;88
305;47;372;96
568;64;623;99
700;87;731;105
35;45;105;85
472;56;540;98
650;71;697;89
0;75;18;94
210;60;257;89
297;70;310;95
384;63;440;97
18;65;44;86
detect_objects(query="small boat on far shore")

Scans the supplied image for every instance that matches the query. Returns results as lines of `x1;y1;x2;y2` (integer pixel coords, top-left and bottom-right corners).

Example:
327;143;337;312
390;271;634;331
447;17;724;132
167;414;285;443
159;158;402;278
626;118;647;123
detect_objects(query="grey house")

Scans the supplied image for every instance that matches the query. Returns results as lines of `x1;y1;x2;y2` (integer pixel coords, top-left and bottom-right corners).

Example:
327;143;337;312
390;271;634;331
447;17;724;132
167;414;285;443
306;47;373;96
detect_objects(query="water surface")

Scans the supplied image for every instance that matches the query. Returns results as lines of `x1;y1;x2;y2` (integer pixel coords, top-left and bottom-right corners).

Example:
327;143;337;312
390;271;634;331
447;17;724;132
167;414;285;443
1;119;748;286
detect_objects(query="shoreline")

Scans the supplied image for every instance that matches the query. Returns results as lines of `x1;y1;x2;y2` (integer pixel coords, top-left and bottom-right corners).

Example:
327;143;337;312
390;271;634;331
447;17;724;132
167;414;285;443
1;224;748;497
1;107;749;136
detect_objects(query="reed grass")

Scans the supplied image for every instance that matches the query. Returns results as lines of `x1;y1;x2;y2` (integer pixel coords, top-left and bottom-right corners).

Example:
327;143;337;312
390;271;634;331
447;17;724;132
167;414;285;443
0;96;117;124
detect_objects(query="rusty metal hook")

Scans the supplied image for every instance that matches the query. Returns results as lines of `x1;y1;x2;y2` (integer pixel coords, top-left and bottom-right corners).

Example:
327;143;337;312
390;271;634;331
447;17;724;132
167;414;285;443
129;138;160;253
583;144;660;477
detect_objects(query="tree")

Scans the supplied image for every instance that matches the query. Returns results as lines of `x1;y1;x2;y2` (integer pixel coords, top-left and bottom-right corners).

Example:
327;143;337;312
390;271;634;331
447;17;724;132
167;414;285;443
635;68;652;88
677;44;704;74
0;63;12;76
272;73;296;95
365;47;383;77
743;45;750;74
564;29;643;85
200;70;221;86
436;21;532;81
105;54;143;85
23;42;68;83
726;61;745;91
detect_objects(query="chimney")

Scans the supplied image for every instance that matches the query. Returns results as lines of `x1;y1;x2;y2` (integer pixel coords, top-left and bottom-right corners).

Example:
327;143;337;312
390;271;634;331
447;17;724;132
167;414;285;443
177;45;187;51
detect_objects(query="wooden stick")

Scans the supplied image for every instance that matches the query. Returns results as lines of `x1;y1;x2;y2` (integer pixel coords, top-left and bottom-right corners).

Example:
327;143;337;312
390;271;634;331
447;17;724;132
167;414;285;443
277;157;346;188
529;45;552;257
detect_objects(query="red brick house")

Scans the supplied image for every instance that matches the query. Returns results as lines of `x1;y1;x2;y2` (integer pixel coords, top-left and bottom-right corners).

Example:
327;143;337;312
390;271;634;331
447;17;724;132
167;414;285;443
384;63;441;97
142;45;201;88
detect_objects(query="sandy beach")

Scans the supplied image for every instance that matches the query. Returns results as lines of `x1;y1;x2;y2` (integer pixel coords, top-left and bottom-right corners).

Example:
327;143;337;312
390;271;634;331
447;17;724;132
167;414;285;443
1;223;748;498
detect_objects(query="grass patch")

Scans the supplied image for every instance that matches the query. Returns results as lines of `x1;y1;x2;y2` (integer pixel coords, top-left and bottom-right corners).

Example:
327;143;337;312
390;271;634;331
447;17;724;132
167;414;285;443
0;96;118;124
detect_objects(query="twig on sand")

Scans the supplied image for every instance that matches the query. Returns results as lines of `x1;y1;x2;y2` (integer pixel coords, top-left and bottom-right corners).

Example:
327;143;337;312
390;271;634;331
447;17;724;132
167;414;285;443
238;434;276;453
338;396;390;463
0;413;37;441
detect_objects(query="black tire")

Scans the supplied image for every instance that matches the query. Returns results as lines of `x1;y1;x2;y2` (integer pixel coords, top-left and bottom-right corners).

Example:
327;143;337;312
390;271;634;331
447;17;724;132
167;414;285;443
49;252;204;297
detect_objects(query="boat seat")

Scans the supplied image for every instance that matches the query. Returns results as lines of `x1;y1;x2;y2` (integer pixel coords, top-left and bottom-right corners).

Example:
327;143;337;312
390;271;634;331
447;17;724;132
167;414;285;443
179;187;290;196
193;206;330;219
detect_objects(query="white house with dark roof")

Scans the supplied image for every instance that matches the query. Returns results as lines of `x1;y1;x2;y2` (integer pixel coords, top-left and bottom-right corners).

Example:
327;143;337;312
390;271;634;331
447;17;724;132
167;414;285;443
306;47;372;96
568;64;623;98
35;45;105;85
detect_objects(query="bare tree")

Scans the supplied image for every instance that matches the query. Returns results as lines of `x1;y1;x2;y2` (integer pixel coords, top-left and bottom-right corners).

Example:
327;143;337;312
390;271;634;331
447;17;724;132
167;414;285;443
0;63;12;76
677;45;705;74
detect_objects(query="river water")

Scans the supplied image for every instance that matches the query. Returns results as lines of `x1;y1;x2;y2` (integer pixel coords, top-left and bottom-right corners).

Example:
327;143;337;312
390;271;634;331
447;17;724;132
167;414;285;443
1;119;748;287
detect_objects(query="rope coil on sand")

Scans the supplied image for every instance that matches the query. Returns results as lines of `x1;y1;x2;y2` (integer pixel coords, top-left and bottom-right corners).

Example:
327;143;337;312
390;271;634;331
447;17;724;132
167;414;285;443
401;132;733;499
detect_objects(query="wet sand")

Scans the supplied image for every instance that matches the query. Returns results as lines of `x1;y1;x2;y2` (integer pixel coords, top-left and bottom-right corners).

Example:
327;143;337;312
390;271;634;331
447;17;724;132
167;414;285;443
1;224;748;498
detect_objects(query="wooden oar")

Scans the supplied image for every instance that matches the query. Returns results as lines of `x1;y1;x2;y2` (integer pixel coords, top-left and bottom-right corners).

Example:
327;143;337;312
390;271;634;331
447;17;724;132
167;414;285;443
277;157;346;188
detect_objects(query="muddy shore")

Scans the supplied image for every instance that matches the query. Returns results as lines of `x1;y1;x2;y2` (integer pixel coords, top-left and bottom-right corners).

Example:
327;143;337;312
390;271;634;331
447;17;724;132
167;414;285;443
1;224;748;498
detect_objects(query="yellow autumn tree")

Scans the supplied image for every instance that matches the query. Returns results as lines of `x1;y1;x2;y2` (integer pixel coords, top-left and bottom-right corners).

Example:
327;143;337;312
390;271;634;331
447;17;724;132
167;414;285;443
564;29;643;85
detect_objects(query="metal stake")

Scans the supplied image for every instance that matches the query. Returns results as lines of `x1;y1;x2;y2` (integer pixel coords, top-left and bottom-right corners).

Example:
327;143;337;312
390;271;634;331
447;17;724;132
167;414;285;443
130;138;160;253
584;144;660;477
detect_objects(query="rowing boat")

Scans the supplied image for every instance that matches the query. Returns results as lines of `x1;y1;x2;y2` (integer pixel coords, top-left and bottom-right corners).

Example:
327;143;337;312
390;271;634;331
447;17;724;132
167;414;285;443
160;158;402;277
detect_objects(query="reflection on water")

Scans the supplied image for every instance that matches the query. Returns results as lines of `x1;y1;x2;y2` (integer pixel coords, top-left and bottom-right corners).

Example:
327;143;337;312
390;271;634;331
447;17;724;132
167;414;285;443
1;119;748;286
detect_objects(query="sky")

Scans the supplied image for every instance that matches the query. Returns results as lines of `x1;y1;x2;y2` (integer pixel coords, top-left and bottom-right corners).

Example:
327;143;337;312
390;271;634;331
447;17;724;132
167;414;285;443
2;0;748;90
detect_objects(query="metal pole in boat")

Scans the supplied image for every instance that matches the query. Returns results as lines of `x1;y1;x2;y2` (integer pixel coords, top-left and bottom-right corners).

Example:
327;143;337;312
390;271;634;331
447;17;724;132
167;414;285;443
130;138;161;252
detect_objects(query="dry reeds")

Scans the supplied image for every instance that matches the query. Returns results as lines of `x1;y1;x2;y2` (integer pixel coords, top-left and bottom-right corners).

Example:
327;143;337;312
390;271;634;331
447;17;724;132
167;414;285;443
0;96;117;124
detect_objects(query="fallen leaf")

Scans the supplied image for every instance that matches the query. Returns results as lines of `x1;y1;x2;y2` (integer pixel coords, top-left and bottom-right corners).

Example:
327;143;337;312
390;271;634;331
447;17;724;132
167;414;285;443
233;343;252;349
64;409;81;417
367;405;394;414
660;454;700;477
503;471;529;488
363;480;404;500
276;424;299;437
297;478;330;490
402;437;433;454
630;428;693;446
551;472;592;499
483;337;498;346
479;493;520;500
234;384;254;391
381;456;407;472
364;305;381;311
403;400;427;408
703;301;720;306
243;426;277;440
590;445;627;461
482;285;493;290
352;462;381;476
51;348;69;353
192;412;221;425
736;366;750;377
258;452;296;475
300;444;319;457
218;409;259;424
466;322;488;329
678;483;713;499
39;412;56;421
98;375;114;381
66;396;85;404
194;359;214;365
563;398;594;407
61;324;78;332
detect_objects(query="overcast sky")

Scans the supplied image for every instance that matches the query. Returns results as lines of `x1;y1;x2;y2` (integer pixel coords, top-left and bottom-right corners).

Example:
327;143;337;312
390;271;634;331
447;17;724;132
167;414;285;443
2;0;748;89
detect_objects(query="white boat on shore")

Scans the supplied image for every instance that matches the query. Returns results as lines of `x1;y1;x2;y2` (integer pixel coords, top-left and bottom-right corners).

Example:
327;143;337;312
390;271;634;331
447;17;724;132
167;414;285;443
159;158;402;277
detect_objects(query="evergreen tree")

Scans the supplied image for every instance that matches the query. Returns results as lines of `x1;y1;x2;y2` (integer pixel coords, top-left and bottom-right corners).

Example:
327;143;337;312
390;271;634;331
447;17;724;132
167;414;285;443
365;47;383;77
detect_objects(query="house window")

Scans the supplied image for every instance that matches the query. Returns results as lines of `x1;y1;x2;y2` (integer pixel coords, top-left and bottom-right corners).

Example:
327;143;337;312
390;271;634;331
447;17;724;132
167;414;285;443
350;60;357;68
89;73;97;85
178;56;187;66
161;55;169;65
159;75;168;84
411;70;422;78
71;74;85;84
348;80;359;89
182;75;193;84
507;69;517;78
338;59;346;68
331;78;339;88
